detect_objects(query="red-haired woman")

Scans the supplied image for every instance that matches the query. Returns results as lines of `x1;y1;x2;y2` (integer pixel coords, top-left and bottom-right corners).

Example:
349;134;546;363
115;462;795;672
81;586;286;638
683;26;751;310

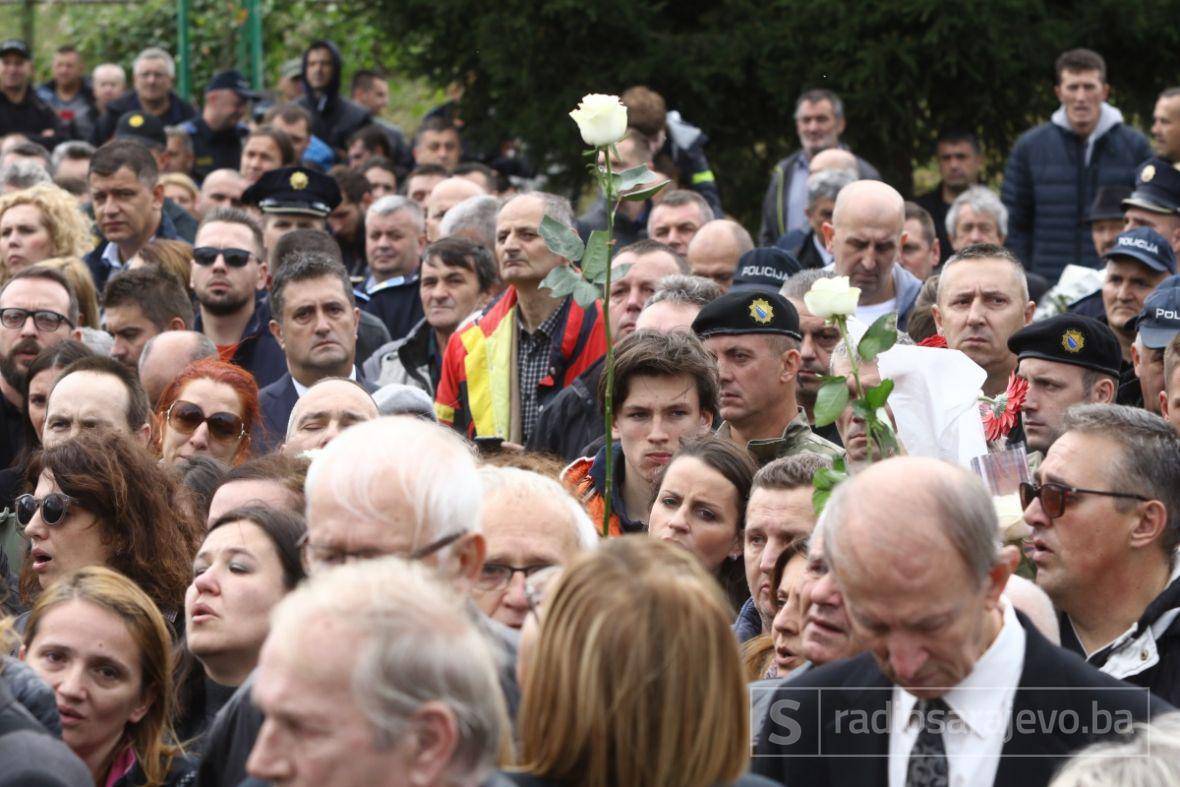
155;358;260;467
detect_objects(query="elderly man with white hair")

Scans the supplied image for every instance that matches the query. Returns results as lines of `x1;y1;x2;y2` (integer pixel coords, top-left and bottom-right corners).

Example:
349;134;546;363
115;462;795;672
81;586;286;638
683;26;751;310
473;466;598;629
946;185;1009;251
247;557;508;786
197;416;515;787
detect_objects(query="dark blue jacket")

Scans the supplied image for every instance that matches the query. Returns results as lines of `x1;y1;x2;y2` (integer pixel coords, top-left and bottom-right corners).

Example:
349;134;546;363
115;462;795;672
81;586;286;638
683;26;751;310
360;276;425;344
1002;105;1151;281
177;116;249;183
84;207;184;293
193;293;287;390
91;89;196;145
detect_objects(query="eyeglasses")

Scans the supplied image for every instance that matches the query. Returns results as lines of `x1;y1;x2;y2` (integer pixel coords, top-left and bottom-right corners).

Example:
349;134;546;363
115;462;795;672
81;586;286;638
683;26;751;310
476;562;555;593
15;492;74;531
0;307;73;332
166;400;245;442
1018;481;1150;520
297;529;466;569
192;246;256;268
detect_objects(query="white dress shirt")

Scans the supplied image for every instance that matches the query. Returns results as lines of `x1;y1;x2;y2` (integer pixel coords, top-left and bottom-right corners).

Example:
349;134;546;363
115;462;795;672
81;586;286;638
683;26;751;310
888;599;1026;787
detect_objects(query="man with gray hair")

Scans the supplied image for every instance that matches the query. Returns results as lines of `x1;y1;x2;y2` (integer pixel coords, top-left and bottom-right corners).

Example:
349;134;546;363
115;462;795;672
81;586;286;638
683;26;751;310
0;159;51;193
92;46;195;144
793;167;858;270
363;194;426;341
438;194;501;255
473;466;597;629
686;219;754;292
647;189;714;256
137;329;217;406
247;557;508;786
758;88;880;244
634;273;722;333
754;455;1168;785
90;62;125;116
199;415;516;787
946;184;1009;251
436;192;607;444
1024;403;1180;705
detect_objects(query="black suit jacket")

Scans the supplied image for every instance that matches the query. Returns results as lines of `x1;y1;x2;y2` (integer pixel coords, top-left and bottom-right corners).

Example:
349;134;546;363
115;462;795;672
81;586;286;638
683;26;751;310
257;371;379;453
751;615;1173;787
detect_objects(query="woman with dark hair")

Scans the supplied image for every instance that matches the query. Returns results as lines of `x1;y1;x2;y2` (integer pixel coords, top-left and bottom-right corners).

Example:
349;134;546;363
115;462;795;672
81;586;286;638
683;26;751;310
21;566;192;785
18;430;202;623
172;456;230;525
742;539;809;681
177;506;306;743
647;435;758;608
155;358;260;468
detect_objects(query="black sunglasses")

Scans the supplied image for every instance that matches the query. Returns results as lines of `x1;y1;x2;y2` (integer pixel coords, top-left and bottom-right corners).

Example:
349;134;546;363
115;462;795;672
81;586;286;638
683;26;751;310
15;492;74;530
1019;481;1150;520
167;400;246;442
192;246;256;268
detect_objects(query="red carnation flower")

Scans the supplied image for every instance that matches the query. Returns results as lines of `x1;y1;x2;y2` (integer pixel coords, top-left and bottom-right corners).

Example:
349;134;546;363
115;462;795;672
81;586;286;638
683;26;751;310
981;371;1028;442
918;334;948;349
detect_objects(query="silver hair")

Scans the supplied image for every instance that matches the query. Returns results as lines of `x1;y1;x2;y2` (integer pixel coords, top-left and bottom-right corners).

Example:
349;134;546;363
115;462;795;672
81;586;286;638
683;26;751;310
806;168;858;209
134;47;176;78
1062;404;1180;554
268;557;506;784
439;194;501;249
478;466;599;551
820;459;1001;586
645;274;723;308
0;161;52;190
946;185;1008;240
305;416;483;552
646;189;715;236
503;191;575;232
1049;713;1180;787
92;63;125;84
49;141;95;173
366;194;424;232
780;268;835;300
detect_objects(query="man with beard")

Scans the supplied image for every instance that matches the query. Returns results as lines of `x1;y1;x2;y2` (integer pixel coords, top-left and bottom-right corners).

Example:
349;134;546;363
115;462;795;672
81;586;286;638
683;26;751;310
295;40;371;154
0;266;78;468
190;208;286;388
693;288;840;465
781;269;842;442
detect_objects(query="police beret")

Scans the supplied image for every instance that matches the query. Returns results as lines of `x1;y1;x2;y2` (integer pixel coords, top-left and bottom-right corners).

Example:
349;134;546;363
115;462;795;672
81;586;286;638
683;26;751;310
732;247;802;293
115;111;166;149
240;166;341;217
1007;314;1122;378
691;289;801;340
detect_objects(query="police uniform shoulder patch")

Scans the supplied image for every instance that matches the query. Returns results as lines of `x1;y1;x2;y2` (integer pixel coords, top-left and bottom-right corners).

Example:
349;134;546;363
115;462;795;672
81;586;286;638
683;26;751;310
1061;329;1085;353
1141;164;1157;183
128;114;144;128
749;298;773;325
290;171;309;190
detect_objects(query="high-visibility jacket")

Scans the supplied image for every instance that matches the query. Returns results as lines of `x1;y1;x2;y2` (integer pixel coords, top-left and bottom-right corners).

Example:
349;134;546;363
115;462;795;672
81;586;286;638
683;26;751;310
434;287;606;440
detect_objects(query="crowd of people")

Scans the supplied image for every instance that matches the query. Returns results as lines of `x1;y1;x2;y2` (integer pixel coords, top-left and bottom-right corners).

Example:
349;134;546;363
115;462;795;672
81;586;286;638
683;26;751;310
0;32;1177;786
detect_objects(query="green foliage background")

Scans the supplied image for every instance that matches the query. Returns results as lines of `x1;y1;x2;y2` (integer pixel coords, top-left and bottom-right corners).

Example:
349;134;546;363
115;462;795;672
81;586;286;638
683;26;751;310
7;0;1180;227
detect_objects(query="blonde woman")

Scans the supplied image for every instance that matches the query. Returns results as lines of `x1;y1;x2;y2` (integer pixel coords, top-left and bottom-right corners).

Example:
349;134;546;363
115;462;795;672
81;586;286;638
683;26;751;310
159;173;199;216
512;536;778;787
0;184;94;280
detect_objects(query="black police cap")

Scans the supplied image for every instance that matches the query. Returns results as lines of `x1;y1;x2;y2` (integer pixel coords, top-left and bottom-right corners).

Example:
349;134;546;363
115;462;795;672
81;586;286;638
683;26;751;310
115;111;166;149
1007;314;1122;378
691;289;801;341
207;69;261;101
240;166;341;217
0;40;30;60
1123;158;1180;215
732;247;802;293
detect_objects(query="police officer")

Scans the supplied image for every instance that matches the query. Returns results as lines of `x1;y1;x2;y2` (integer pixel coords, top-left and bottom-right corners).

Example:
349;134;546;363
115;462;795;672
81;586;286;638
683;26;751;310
730;247;802;294
241;165;390;366
1122;157;1180;255
1009;314;1121;456
1131;277;1180;413
692;289;841;464
177;70;258;183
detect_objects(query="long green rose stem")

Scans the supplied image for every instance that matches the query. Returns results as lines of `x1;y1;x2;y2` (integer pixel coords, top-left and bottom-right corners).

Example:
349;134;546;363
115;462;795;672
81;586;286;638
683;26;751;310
835;317;874;463
600;149;616;537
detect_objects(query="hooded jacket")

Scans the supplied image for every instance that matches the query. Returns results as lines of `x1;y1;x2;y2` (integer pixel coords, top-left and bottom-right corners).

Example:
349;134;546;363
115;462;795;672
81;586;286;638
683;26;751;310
296;40;372;152
1001;103;1151;281
1061;560;1180;706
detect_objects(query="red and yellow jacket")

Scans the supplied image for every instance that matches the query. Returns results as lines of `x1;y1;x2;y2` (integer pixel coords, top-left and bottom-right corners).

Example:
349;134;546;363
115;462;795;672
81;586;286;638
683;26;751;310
434;287;606;439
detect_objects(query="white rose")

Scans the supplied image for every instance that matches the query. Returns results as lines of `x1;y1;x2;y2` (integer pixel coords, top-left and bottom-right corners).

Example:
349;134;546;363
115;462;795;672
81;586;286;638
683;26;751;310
569;94;628;147
803;275;861;319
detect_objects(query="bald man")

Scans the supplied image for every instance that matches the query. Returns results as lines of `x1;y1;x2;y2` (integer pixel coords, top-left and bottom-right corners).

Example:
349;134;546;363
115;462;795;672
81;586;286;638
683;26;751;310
809;147;858;174
686;219;754;292
137;329;218;407
424;176;487;242
753;456;1167;786
822;180;922;328
283;377;379;455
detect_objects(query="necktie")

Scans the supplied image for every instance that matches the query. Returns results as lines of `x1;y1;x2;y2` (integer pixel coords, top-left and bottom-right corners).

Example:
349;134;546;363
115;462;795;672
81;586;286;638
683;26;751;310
905;697;950;787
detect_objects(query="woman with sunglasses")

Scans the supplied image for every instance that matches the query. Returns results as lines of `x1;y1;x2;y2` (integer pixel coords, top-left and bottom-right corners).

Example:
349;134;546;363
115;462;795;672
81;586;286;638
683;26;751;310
176;505;306;744
18;430;202;626
647;435;758;609
155;358;260;467
21;566;193;786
